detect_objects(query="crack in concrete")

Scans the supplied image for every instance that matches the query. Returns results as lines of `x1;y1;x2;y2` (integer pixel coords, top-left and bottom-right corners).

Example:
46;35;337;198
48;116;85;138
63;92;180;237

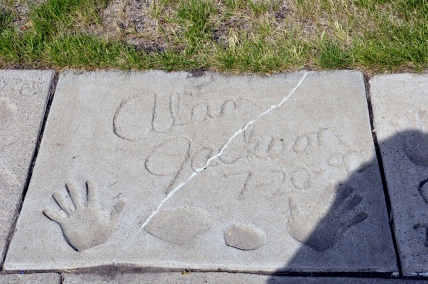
116;71;308;260
140;71;309;229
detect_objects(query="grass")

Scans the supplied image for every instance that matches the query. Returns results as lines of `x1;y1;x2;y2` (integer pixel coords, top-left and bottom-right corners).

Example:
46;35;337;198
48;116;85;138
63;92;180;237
0;0;427;74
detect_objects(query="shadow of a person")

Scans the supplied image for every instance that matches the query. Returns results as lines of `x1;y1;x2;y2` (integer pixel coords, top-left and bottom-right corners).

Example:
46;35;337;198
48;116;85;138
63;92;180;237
266;129;428;281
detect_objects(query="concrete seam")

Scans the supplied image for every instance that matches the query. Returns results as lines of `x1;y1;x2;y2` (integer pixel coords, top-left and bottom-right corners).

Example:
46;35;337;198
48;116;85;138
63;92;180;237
363;73;403;276
1;71;60;269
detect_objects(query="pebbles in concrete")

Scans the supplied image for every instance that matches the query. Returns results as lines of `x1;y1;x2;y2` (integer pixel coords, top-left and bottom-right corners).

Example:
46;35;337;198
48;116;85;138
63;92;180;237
0;70;53;265
371;73;428;276
5;71;395;272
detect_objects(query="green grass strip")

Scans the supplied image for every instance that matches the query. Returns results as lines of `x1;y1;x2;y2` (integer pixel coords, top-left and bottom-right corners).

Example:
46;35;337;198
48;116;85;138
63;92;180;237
0;0;427;73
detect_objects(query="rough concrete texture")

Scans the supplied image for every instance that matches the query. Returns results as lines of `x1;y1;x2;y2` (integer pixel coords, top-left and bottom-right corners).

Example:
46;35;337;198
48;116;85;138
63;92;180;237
0;70;53;265
5;71;395;272
64;273;428;284
370;74;428;276
0;273;60;283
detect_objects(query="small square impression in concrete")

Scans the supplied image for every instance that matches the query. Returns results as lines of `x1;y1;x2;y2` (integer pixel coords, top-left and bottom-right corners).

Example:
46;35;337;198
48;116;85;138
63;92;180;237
5;71;396;272
371;74;428;276
0;70;53;265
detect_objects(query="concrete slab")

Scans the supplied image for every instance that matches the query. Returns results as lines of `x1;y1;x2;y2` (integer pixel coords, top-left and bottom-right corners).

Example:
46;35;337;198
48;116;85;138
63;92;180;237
0;273;60;284
371;73;428;276
5;71;395;272
0;70;53;265
64;273;428;284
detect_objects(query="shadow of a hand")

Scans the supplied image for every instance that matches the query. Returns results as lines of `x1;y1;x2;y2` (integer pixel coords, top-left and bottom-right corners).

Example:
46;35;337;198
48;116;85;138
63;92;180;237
288;184;368;252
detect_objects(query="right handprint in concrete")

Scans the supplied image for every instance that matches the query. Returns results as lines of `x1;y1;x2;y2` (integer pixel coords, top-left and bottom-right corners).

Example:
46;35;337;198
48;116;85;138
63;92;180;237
287;129;369;251
288;183;367;252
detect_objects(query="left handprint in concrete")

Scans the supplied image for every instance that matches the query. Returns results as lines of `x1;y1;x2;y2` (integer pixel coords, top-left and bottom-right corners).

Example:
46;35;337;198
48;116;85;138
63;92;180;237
43;180;125;252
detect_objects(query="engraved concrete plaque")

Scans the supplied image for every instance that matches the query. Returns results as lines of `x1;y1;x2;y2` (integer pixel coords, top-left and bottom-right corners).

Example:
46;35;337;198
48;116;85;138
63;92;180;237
5;71;396;272
371;74;428;276
0;70;53;265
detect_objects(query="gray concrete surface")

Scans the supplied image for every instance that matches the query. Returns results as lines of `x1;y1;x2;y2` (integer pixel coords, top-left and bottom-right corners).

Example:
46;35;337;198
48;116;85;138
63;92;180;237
64;273;428;284
371;74;428;276
4;71;395;273
0;70;53;266
0;273;60;283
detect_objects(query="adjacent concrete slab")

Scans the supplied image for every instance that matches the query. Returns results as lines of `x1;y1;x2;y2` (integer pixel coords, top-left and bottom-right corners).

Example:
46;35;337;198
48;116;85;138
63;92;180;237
0;70;53;265
5;71;395;272
0;273;60;283
64;273;428;284
371;73;428;276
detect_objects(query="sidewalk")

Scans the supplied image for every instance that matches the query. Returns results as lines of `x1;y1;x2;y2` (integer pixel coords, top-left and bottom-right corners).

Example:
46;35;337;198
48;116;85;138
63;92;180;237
0;70;428;283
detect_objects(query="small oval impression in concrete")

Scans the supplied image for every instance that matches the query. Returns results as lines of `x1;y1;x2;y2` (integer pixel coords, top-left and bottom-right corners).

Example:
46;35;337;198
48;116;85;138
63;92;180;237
145;206;211;245
224;224;266;251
